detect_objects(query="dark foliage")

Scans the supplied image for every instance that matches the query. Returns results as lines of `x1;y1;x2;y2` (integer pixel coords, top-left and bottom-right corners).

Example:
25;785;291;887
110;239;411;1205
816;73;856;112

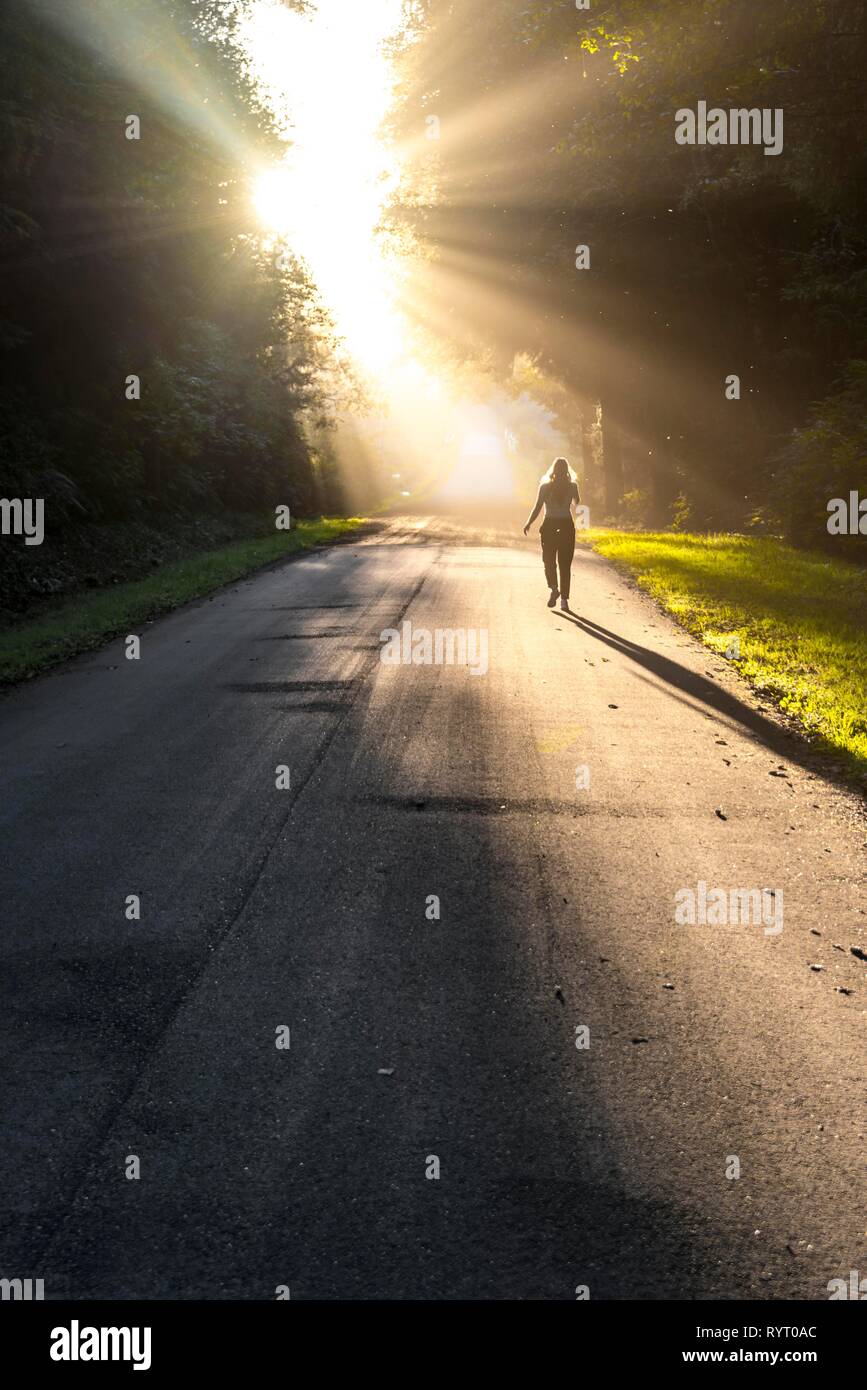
0;0;340;549
388;0;867;553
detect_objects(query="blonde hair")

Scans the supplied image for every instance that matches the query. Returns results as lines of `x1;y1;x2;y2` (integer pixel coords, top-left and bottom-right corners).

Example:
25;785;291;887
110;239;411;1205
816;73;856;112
541;456;577;487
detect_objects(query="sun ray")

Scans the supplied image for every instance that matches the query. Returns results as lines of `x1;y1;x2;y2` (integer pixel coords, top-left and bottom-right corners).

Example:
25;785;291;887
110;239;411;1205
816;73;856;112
244;0;408;375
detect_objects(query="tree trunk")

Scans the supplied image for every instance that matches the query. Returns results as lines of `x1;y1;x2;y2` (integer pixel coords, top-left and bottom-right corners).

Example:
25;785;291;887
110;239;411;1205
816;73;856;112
649;431;678;526
601;405;624;517
144;438;162;507
579;402;597;508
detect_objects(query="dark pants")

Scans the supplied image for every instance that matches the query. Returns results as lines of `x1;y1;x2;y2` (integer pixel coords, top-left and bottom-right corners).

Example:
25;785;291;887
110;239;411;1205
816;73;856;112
540;518;575;599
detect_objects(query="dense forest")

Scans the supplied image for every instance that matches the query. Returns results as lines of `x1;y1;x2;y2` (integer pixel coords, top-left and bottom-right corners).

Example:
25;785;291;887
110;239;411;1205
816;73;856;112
2;0;865;622
0;0;349;612
387;0;867;554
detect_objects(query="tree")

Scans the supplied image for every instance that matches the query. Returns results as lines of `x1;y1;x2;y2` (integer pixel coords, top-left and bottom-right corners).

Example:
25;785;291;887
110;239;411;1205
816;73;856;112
387;0;867;546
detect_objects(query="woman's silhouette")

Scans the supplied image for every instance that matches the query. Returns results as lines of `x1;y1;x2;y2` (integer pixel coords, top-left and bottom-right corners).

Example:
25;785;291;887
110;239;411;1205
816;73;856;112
523;457;580;610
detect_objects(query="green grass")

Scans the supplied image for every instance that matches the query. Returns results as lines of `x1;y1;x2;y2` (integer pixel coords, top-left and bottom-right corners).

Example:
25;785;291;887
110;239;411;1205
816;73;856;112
0;516;365;685
582;529;867;774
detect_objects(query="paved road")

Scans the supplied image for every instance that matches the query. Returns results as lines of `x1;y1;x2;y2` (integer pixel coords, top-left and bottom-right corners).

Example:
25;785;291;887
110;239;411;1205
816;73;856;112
1;513;864;1299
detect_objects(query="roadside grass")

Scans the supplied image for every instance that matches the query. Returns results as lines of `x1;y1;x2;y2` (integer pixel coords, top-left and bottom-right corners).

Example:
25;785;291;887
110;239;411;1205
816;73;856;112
0;516;365;685
581;529;867;777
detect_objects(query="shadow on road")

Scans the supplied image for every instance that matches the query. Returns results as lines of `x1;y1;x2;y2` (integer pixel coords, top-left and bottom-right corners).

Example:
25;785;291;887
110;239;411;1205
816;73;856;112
554;609;844;784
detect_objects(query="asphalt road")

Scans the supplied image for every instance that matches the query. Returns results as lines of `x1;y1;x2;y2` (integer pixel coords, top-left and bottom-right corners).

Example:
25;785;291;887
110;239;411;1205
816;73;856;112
1;513;864;1300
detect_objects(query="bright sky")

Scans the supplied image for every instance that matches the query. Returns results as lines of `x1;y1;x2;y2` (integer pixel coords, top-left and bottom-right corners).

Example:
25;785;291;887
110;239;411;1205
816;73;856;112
243;0;408;373
241;1;545;501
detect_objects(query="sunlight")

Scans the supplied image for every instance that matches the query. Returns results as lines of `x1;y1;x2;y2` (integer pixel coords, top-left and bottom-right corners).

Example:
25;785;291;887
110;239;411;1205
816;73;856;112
244;0;408;375
252;167;295;231
241;0;539;505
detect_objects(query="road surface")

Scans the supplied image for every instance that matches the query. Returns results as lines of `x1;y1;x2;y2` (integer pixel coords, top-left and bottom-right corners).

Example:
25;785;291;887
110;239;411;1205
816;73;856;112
0;513;864;1299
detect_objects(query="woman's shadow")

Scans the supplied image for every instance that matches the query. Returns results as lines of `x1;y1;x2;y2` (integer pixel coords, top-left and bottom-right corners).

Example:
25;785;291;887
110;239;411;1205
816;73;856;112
553;606;852;784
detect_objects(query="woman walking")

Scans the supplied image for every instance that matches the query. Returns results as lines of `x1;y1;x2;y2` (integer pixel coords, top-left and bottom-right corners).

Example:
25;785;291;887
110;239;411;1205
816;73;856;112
523;457;580;610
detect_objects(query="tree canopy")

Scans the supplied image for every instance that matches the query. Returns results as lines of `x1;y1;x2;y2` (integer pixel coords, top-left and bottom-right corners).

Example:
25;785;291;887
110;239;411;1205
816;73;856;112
387;0;867;552
0;0;342;543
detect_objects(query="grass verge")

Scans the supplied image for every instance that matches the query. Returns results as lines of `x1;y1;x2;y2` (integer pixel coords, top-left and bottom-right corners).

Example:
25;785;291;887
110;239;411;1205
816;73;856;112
582;529;867;777
0;516;365;685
